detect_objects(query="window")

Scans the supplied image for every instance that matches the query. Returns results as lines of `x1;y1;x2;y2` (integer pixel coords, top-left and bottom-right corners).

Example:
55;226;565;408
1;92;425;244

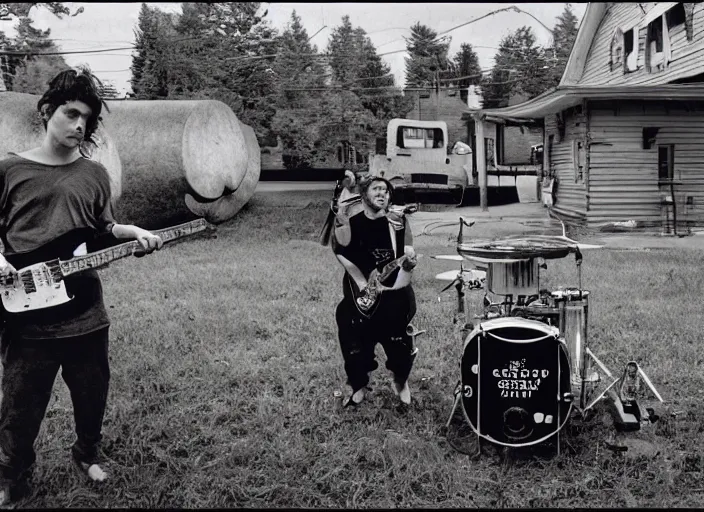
496;126;504;165
642;127;660;149
645;3;689;72
666;3;686;30
424;128;436;149
658;145;674;181
623;29;638;72
396;126;444;149
647;16;666;70
573;139;586;183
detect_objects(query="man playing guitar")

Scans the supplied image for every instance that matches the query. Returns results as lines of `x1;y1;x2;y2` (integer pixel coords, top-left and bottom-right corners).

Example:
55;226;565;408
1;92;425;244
0;69;163;504
332;173;418;407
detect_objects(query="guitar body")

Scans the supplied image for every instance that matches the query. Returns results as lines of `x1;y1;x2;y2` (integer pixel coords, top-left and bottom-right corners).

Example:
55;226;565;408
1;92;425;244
350;269;383;319
1;260;71;313
350;255;409;319
1;219;210;313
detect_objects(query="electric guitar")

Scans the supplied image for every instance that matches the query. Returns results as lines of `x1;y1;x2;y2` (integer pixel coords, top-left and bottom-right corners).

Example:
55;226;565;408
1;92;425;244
0;219;211;313
349;254;411;319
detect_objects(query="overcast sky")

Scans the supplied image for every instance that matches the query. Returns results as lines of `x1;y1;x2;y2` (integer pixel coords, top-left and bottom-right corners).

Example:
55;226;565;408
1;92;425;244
0;2;588;95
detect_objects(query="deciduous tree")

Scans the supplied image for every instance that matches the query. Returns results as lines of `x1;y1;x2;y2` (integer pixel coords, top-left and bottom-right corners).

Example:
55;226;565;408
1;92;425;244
0;2;76;91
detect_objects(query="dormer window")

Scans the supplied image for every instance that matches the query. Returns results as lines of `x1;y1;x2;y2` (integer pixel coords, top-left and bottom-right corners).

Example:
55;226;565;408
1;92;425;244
623;28;638;72
647;17;665;69
644;3;690;73
666;3;686;30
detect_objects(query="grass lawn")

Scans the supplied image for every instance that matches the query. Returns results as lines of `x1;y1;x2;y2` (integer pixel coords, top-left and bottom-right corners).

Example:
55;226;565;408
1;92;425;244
13;198;704;508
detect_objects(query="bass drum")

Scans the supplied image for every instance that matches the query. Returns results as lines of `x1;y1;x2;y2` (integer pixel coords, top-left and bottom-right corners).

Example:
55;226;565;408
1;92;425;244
461;317;573;447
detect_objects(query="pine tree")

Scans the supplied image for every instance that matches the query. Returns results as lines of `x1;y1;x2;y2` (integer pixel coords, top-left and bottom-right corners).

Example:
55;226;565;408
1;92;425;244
129;5;176;99
271;10;328;168
404;22;450;88
481;26;549;108
545;3;580;87
129;3;153;97
448;43;481;101
98;80;120;99
325;16;412;171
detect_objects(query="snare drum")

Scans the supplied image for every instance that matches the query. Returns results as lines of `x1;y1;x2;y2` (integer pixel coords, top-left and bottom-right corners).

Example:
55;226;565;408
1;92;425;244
460;318;573;447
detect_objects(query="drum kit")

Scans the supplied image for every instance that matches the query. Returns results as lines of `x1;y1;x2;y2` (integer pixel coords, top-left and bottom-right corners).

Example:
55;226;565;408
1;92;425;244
434;217;664;453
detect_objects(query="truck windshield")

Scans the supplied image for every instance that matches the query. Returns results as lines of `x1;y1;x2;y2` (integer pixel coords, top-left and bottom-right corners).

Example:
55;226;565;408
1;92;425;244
396;127;444;149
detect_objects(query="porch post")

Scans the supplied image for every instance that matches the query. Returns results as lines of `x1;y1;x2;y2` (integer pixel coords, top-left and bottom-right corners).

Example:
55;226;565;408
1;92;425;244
474;115;488;211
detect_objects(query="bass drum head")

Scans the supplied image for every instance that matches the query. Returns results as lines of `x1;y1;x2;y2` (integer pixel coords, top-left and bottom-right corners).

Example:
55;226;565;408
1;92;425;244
461;318;572;447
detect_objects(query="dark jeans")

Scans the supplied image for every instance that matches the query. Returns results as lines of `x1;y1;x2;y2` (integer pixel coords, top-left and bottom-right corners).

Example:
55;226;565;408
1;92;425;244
336;287;417;393
0;327;110;482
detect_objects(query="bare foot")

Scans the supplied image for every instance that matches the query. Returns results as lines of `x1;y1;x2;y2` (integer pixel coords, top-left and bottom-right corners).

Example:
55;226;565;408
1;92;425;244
394;381;411;405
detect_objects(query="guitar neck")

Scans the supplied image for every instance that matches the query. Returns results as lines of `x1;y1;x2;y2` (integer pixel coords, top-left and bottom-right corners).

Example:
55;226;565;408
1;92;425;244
58;219;207;277
377;255;408;282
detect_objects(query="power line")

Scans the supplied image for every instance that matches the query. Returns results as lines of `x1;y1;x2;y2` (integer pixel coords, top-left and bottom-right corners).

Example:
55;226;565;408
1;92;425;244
280;76;529;92
93;69;131;73
306;25;327;42
0;36;202;57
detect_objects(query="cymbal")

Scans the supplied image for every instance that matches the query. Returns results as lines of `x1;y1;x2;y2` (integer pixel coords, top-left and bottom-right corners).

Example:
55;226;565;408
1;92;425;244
432;255;464;261
573;242;603;250
434;269;486;282
435;270;461;281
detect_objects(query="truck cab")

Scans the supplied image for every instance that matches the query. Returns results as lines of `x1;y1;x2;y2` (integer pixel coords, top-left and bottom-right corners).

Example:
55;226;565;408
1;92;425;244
369;119;471;203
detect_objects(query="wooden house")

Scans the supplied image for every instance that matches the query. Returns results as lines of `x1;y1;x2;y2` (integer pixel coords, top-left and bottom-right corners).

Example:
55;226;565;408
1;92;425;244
471;2;704;232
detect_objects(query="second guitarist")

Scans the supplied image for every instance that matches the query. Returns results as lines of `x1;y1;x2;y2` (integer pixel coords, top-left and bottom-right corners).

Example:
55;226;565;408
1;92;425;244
332;175;418;407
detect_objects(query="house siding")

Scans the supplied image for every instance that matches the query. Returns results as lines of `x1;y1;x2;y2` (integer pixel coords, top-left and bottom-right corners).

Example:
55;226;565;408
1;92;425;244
586;99;704;227
579;2;704;86
546;107;588;223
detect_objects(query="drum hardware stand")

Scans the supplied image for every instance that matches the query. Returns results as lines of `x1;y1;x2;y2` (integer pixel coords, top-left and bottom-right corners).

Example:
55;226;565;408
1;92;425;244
406;323;426;358
457;216;475;244
578;352;664;431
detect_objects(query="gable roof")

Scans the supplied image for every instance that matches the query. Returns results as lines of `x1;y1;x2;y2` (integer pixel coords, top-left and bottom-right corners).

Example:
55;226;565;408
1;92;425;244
559;3;608;86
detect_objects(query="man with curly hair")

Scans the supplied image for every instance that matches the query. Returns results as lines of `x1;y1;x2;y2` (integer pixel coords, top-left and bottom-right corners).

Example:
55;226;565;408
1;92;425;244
331;173;418;408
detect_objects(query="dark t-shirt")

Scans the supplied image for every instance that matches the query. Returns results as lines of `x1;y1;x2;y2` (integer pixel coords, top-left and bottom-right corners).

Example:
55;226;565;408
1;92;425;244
0;154;116;339
334;211;410;298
